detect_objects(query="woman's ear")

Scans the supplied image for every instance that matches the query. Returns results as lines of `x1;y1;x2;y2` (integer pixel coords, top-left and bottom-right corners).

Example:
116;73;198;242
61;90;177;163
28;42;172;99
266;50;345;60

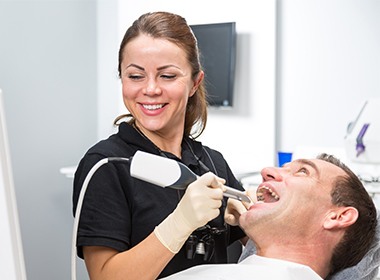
190;71;204;97
324;207;359;230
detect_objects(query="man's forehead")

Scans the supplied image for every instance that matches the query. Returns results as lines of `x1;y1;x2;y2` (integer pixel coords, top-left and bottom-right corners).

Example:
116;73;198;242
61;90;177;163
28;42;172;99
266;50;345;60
290;158;345;176
312;158;346;177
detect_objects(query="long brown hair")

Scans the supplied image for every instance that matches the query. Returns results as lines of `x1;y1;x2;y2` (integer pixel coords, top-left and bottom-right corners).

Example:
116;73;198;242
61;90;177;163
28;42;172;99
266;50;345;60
115;11;208;138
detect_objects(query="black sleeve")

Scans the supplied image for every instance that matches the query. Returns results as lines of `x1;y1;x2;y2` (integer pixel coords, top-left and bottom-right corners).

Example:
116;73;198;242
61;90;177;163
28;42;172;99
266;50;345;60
72;153;132;258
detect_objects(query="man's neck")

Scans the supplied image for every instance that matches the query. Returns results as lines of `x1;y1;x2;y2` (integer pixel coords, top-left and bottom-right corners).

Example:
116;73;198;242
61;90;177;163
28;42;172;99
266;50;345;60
256;242;331;278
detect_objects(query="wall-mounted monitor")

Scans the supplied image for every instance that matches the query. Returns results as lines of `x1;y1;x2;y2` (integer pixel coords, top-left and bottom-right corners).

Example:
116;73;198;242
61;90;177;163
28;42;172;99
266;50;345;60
190;22;237;108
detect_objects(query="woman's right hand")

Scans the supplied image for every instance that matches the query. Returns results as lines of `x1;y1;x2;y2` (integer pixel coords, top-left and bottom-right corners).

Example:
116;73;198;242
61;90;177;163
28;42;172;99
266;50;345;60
178;172;226;229
154;172;225;253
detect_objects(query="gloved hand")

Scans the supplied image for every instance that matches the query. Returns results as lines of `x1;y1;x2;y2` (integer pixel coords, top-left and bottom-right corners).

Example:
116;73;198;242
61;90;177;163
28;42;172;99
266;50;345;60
154;172;226;253
224;189;255;226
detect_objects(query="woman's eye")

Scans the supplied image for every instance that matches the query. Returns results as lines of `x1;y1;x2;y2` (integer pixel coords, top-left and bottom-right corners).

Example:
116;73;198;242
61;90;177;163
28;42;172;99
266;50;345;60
128;74;143;80
160;74;176;79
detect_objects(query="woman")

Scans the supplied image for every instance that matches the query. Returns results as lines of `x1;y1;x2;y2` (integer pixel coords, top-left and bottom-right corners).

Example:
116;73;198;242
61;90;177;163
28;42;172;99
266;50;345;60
73;11;246;279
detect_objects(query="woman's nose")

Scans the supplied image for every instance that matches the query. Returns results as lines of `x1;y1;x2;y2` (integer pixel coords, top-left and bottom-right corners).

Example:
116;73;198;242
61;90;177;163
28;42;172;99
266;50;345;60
261;166;283;181
144;79;161;95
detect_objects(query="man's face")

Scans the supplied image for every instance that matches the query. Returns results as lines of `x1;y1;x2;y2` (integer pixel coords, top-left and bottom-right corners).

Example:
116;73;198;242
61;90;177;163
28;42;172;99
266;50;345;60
239;158;347;241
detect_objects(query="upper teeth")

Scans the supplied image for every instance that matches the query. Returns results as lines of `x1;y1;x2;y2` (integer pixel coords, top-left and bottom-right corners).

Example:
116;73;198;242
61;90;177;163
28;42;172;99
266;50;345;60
143;104;164;110
257;186;280;202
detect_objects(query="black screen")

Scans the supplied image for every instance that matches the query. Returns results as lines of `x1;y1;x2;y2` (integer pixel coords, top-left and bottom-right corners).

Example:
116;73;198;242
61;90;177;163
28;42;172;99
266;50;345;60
190;22;237;108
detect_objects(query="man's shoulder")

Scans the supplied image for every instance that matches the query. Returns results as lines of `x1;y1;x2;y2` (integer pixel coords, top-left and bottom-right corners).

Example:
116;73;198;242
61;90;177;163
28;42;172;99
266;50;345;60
162;256;322;280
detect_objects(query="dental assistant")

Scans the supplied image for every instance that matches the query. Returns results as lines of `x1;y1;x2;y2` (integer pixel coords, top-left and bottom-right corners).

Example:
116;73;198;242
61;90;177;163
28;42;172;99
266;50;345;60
72;11;246;280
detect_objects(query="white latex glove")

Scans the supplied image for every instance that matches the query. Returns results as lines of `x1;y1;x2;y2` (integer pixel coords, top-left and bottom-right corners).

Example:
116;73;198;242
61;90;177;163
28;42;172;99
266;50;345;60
224;189;256;226
154;172;225;253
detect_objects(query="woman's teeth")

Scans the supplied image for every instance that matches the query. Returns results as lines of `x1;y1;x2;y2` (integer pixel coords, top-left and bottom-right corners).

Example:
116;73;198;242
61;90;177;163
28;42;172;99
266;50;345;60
143;104;164;110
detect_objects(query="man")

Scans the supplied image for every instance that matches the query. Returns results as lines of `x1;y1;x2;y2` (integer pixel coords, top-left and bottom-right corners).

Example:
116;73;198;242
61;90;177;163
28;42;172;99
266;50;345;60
163;153;378;279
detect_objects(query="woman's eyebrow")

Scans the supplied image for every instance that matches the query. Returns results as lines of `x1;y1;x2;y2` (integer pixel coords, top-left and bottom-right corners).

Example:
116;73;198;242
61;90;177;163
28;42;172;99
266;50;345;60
126;63;144;70
126;63;181;72
157;64;181;71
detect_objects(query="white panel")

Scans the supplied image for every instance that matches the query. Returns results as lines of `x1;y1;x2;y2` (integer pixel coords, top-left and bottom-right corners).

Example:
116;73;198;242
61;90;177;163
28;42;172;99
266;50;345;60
0;89;27;280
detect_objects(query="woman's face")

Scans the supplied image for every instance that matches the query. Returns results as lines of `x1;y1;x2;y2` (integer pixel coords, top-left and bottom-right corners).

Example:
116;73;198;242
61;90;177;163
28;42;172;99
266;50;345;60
119;34;202;137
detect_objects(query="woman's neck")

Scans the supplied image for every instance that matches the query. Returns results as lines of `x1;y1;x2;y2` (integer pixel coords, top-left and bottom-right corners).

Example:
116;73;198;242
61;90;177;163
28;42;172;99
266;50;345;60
133;123;183;158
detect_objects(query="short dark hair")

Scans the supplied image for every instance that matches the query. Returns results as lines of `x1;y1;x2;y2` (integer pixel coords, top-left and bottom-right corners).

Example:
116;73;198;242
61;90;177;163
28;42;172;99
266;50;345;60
317;153;377;275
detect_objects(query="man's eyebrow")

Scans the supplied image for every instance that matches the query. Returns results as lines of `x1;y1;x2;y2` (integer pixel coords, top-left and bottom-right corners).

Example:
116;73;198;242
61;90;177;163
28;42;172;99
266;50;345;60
295;159;320;177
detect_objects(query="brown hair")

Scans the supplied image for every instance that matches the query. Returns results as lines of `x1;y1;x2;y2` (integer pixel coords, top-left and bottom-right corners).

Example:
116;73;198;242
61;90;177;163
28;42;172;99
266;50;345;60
317;153;377;275
114;11;208;138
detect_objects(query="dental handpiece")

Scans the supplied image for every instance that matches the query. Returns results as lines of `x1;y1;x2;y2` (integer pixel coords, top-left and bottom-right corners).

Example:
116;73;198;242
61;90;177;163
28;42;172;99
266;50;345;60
130;150;251;203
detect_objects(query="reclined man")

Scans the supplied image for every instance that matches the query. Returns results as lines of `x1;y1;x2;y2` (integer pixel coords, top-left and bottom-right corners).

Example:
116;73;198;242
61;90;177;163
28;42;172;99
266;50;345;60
163;153;378;279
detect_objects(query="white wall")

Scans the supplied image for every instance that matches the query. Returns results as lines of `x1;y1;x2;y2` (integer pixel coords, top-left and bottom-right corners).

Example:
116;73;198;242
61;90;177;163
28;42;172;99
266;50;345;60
278;0;380;159
97;0;121;144
98;0;277;174
0;1;97;279
99;0;380;174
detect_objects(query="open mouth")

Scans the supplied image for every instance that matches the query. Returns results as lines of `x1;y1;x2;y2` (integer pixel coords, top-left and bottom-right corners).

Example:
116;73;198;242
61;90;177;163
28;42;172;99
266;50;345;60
256;185;280;203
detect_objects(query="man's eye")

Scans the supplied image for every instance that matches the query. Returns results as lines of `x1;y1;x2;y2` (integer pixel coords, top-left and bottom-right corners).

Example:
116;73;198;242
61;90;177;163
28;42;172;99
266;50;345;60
297;167;308;174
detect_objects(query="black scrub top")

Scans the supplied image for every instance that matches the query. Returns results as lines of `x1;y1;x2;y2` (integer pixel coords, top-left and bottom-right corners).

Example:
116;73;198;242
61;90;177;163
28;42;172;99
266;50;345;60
72;122;246;278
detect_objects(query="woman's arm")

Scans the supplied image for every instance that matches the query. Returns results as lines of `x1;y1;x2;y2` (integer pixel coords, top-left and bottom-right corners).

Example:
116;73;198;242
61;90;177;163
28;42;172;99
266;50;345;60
82;172;226;280
84;232;173;280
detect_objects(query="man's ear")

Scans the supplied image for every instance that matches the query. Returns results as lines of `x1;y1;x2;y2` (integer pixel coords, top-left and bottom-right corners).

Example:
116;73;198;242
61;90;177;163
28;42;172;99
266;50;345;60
324;207;359;229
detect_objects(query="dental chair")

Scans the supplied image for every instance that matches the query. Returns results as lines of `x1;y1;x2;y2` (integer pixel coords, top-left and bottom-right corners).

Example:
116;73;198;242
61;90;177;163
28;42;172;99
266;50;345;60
326;209;380;280
238;210;380;280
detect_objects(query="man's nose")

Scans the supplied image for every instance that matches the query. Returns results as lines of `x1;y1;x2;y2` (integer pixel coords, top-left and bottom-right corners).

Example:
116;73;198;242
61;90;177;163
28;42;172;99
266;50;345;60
261;166;283;181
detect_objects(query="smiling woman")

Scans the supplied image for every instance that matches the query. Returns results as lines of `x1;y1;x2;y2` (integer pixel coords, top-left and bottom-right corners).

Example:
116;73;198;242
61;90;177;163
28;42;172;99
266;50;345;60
72;11;246;280
118;33;201;151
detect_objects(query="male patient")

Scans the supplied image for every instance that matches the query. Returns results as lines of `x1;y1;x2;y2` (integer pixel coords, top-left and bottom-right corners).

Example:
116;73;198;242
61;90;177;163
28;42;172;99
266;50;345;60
163;153;378;279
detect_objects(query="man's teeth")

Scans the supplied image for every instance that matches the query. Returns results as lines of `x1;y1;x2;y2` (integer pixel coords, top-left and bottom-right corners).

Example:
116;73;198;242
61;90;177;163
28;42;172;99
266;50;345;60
143;104;164;110
257;186;280;202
